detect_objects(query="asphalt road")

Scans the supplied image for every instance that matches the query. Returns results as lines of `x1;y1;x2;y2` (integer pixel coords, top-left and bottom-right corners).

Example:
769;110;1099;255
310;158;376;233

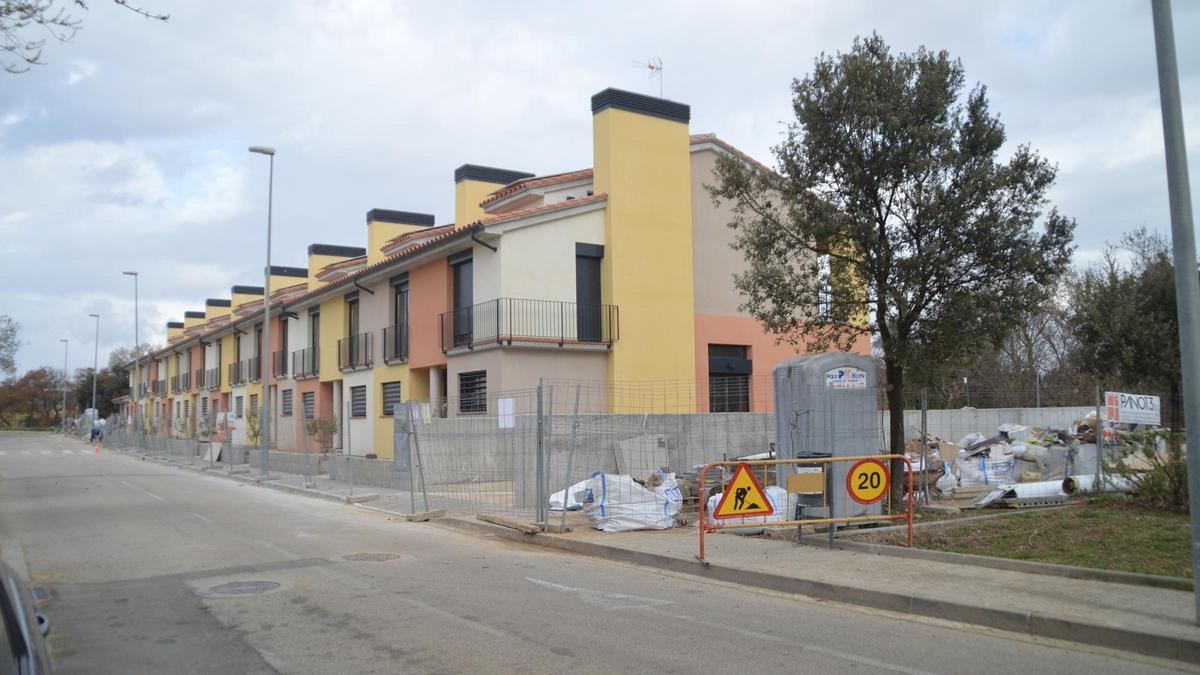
0;431;1189;674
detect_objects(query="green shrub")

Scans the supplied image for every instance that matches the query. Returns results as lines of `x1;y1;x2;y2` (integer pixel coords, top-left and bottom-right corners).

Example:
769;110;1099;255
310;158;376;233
1108;429;1188;512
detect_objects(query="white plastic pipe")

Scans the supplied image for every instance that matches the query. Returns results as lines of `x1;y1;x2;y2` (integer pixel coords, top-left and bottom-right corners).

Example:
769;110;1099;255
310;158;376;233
1062;474;1134;495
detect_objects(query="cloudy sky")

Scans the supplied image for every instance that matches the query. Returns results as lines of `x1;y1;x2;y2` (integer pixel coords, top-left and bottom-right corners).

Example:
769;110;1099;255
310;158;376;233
1;0;1197;375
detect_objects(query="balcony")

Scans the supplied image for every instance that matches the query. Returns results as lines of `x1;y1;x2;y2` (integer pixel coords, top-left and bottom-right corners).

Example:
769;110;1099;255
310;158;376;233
194;368;203;391
156;379;166;396
247;356;262;383
292;346;319;379
439;298;619;354
272;350;287;378
205;367;221;390
228;361;246;386
382;324;408;363
137;383;149;398
169;373;190;393
338;332;373;371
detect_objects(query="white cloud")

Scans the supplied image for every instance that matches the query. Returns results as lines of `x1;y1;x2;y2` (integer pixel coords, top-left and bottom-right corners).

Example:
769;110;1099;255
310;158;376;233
64;60;98;86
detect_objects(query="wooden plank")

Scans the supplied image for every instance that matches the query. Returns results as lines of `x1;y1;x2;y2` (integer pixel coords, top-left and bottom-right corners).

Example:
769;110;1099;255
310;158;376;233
477;514;542;534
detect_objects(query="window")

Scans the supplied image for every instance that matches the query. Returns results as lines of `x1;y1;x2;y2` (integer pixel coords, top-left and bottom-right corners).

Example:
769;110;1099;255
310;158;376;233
381;381;402;416
302;392;315;420
576;243;603;341
201;398;208;417
249;394;259;417
389;276;409;361
708;344;751;413
350;385;366;418
450;253;473;347
175;401;181;418
235;396;244;418
183;400;190;418
281;389;293;417
458;370;487;414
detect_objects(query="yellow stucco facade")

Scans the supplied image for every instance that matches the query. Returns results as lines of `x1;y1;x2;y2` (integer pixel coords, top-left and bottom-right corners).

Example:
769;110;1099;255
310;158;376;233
592;105;697;389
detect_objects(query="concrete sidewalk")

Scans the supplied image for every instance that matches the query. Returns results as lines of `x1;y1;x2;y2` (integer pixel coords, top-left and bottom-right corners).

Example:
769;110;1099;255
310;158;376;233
438;514;1200;665
101;439;1200;665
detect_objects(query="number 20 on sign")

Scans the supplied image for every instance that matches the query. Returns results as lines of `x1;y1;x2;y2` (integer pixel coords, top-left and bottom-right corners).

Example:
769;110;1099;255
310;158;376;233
846;458;889;504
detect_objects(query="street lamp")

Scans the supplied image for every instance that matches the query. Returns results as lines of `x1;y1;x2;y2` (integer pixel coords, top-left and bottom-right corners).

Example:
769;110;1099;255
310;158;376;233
123;271;140;442
88;313;100;428
249;145;275;476
59;339;68;434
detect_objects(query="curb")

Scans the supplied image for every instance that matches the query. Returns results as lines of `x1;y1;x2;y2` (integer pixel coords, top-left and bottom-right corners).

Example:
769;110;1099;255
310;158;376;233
166;457;379;506
811;538;1194;592
432;517;1200;666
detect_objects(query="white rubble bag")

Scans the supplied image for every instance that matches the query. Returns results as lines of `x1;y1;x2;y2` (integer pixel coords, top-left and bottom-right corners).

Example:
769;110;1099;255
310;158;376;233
956;454;1016;488
548;479;591;511
936;460;959;492
705;485;789;536
581;472;681;532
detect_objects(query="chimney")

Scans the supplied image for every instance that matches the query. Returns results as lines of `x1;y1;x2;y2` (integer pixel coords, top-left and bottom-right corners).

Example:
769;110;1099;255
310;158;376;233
268;265;308;294
590;87;696;387
183;310;206;329
366;210;435;265
230;285;264;311
307;244;367;291
166;321;184;339
204;298;232;321
454;164;533;227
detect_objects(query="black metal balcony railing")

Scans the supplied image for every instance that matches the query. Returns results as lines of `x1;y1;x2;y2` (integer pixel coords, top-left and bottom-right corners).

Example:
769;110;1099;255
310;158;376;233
205;367;221;390
194;368;203;391
228;361;246;386
338;332;373;371
292;346;319;379
138;383;149;398
179;371;190;391
272;350;287;378
382;324;408;363
156;379;166;395
438;298;619;353
247;356;262;382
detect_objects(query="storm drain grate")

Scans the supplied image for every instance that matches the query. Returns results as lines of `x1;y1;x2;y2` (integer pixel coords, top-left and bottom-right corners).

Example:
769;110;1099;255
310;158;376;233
207;581;281;596
342;552;405;562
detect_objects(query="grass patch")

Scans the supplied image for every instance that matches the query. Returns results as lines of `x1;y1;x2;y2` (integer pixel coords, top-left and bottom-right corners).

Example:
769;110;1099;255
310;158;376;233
853;499;1192;579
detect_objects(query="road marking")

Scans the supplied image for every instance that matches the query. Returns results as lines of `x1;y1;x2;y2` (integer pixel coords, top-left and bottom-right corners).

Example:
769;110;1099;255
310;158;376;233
189;512;213;524
524;577;673;610
655;609;936;675
21;451;30;455
0;450;6;456
40;450;51;455
61;450;74;455
118;479;165;501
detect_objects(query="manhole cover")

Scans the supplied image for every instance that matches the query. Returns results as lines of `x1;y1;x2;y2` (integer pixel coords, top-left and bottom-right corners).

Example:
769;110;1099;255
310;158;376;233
206;581;281;596
342;552;405;562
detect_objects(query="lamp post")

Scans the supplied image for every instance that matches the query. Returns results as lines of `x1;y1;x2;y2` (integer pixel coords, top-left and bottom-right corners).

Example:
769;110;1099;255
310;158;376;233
249;145;275;476
59;339;68;434
87;313;100;427
123;271;139;443
1152;0;1200;623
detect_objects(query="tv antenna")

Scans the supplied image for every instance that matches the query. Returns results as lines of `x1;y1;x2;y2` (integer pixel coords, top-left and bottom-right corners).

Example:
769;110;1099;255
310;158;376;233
632;56;663;97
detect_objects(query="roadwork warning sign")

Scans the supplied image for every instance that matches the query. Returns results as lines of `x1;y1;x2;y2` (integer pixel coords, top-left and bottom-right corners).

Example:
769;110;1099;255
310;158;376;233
713;462;774;519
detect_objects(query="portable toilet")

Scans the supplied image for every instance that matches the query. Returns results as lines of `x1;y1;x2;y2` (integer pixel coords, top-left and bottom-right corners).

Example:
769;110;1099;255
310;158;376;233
773;352;884;521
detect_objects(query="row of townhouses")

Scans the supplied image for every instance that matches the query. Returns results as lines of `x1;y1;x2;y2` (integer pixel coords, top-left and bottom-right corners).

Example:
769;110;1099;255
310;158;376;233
119;87;869;459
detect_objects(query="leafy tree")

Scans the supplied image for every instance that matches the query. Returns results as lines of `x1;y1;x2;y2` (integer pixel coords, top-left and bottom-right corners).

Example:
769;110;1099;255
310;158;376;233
1070;228;1181;428
0;314;17;377
0;366;66;428
72;363;128;417
1;0;167;74
107;342;158;370
709;34;1074;496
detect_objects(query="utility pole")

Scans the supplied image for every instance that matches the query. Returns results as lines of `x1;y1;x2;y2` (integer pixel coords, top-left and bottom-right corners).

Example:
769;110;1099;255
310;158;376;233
249;146;276;476
59;339;68;433
88;314;100;424
1151;0;1200;624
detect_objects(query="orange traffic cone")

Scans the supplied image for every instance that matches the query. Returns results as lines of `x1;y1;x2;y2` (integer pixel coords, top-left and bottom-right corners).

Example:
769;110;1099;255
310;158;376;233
93;442;100;455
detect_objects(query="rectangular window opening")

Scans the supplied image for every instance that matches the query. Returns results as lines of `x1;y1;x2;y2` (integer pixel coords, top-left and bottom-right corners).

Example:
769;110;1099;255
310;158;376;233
458;370;487;414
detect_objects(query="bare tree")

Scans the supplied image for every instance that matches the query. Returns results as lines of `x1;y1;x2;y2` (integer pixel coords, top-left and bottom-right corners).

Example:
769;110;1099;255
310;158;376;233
1;0;166;74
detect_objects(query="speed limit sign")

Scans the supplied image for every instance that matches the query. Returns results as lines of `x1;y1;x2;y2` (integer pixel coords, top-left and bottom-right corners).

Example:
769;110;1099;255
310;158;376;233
846;458;889;504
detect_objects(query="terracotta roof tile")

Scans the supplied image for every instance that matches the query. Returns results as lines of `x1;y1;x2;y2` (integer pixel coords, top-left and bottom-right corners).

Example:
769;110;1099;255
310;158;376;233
480;169;593;207
318;255;367;276
690;133;777;177
480;192;607;227
382;224;455;250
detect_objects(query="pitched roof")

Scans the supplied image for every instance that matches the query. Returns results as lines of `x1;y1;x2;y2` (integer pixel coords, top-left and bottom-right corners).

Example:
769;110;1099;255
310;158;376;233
689;133;777;177
480;169;593;208
382;224;456;253
479;192;607;228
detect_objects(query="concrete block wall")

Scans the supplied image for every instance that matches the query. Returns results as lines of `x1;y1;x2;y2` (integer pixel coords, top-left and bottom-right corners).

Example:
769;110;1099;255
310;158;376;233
328;454;410;489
